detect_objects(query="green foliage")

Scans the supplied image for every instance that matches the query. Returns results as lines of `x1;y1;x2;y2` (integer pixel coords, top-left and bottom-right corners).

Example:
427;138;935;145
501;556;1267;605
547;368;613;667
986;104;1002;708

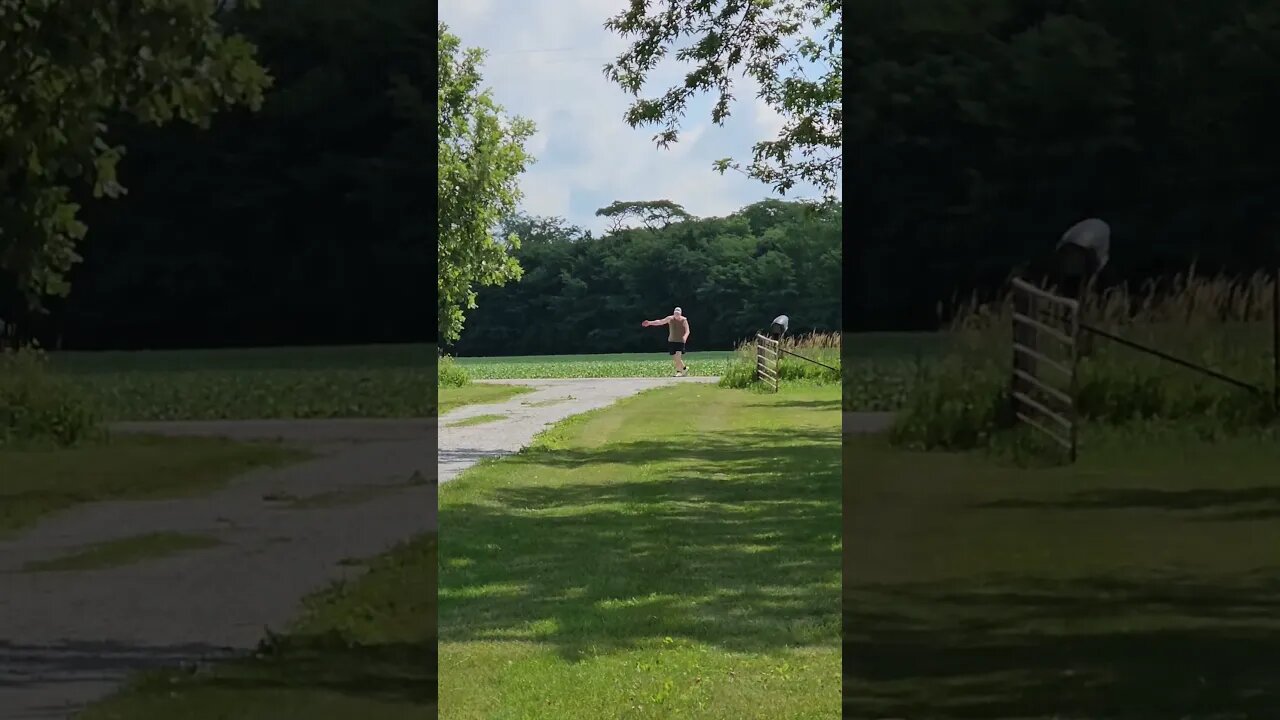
437;355;470;388
888;356;1007;451
49;0;434;349
594;199;694;233
438;23;535;344
458;199;840;356
889;271;1280;453
0;0;271;309
603;0;841;197
843;361;922;412
717;343;761;389
51;346;439;421
719;333;840;389
0;347;101;446
847;0;1280;331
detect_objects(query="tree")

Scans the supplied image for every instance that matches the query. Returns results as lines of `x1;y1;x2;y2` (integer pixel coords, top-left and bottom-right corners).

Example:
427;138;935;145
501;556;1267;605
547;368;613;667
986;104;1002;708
595;199;695;233
438;23;535;344
603;0;841;197
456;199;842;356
0;0;271;316
51;0;434;349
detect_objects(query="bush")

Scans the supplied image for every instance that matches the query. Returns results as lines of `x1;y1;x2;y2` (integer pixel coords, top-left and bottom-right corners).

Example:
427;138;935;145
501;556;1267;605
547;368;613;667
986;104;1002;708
438;354;470;387
890;268;1280;453
719;332;840;389
0;347;103;447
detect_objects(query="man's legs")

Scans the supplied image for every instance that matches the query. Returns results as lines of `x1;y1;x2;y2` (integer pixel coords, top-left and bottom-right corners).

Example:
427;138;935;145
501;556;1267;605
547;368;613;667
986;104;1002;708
673;350;686;374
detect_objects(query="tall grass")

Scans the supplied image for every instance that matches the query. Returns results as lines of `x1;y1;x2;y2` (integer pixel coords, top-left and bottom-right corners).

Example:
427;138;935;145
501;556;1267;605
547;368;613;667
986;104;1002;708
1;347;103;446
719;332;841;389
892;268;1280;451
438;354;470;388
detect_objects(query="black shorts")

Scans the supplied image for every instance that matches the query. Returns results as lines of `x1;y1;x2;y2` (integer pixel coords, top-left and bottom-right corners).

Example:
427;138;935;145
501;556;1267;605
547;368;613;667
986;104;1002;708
667;341;686;355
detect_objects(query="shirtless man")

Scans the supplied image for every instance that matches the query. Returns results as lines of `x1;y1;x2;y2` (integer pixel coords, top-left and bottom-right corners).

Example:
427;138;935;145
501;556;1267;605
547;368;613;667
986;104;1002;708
642;306;690;376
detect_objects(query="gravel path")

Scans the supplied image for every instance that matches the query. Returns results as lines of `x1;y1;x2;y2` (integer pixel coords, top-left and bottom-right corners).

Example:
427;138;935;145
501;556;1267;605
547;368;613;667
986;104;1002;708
0;418;435;719
0;377;706;718
843;412;896;435
439;377;716;484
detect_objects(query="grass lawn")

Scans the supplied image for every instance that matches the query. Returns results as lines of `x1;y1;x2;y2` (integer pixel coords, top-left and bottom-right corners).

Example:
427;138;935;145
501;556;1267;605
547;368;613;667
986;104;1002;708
0;436;307;536
454;351;736;379
80;534;437;720
439;384;841;719
48;344;436;421
24;532;223;572
845;425;1280;718
438;383;532;415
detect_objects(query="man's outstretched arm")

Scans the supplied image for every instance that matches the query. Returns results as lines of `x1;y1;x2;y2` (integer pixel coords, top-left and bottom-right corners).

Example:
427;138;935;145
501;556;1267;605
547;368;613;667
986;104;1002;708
642;315;673;327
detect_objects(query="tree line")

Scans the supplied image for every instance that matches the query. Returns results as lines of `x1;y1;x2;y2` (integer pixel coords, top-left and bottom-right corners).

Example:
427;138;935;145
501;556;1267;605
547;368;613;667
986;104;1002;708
3;0;432;350
452;200;842;357
848;0;1280;331
4;2;842;351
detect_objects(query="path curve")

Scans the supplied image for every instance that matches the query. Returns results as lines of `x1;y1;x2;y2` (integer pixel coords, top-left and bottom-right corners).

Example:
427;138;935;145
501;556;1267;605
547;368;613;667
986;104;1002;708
0;417;435;719
0;376;710;718
440;377;717;483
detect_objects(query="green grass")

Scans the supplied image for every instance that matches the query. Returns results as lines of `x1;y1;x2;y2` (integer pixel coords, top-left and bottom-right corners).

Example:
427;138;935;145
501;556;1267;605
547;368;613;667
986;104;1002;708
24;532;223;572
446;413;505;427
845;424;1280;718
455;351;736;379
48;344;436;421
0;435;308;535
438;384;841;719
439;384;532;415
80;534;437;719
278;472;433;510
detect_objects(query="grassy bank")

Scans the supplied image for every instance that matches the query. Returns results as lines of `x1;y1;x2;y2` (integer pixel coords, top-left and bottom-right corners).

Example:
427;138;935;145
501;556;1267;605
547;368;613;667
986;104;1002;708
845;425;1280;717
81;535;438;719
439;384;840;718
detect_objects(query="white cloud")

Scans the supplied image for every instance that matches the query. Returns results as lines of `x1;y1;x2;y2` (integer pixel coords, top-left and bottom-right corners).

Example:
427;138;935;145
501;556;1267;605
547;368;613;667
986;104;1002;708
439;0;835;236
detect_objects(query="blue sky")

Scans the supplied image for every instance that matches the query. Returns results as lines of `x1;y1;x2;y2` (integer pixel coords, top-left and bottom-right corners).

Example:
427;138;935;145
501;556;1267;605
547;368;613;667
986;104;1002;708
439;0;839;236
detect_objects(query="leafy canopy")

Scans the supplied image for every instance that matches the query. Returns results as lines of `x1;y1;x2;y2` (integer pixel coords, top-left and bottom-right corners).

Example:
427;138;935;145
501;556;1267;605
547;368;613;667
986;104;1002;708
437;23;536;344
595;199;695;233
603;0;841;198
0;0;271;309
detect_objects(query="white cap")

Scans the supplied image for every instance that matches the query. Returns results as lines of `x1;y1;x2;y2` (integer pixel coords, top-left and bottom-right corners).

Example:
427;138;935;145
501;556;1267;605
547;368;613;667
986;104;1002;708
674;306;682;313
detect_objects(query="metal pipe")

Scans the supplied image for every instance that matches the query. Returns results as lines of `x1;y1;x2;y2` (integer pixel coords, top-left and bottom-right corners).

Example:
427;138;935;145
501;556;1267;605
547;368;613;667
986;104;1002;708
778;348;839;373
1080;322;1264;396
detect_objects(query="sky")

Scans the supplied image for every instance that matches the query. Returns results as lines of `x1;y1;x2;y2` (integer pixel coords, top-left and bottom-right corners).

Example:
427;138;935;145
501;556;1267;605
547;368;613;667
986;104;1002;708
439;0;837;237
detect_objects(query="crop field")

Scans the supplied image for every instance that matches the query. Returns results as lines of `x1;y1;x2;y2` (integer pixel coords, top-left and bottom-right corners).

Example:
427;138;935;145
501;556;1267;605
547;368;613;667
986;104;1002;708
47;344;437;421
842;332;943;412
453;351;737;379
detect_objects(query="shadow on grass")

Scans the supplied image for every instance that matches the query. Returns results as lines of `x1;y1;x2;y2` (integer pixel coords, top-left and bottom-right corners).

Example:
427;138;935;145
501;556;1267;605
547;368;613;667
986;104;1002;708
743;398;843;410
845;574;1280;718
181;632;435;705
5;636;436;711
440;428;840;662
0;639;238;687
977;486;1280;514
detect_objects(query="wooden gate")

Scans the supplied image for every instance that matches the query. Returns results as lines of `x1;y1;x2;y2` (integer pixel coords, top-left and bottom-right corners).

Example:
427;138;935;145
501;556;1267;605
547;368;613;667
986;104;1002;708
1010;278;1081;462
755;333;779;392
